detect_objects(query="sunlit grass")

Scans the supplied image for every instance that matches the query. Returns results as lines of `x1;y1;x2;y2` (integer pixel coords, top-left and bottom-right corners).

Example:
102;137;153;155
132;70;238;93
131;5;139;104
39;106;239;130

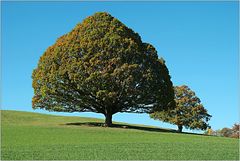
1;110;239;160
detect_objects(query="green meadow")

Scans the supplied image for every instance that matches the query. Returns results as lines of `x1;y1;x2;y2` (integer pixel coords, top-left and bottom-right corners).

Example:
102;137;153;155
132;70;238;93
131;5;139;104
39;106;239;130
1;110;239;160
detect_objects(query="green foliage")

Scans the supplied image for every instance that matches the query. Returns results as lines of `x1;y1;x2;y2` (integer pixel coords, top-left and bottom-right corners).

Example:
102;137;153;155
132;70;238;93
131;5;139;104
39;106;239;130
150;85;211;132
32;12;175;126
2;110;238;160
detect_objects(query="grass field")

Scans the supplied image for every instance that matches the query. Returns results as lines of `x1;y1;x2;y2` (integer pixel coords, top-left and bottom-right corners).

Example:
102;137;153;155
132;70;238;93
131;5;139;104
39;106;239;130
1;110;239;160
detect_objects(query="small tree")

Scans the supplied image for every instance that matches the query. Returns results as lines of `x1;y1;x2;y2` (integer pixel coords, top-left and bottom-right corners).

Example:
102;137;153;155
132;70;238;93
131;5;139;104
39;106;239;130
220;128;233;137
150;85;211;132
32;12;175;127
230;123;239;138
204;128;214;135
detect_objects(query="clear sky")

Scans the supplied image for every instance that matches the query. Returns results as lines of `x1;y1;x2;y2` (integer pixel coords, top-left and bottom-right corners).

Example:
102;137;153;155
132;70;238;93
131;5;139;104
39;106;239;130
1;1;239;132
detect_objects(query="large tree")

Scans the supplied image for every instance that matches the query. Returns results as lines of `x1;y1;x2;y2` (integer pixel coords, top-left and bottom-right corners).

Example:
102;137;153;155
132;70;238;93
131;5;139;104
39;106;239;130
150;85;211;132
32;12;175;127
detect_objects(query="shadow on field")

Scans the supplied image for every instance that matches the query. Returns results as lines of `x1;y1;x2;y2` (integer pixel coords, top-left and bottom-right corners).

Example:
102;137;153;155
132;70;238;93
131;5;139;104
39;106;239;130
64;122;178;133
64;122;205;136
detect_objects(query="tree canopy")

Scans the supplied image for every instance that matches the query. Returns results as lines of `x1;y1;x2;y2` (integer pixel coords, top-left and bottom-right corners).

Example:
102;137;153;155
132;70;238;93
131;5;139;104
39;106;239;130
32;12;175;126
150;85;211;132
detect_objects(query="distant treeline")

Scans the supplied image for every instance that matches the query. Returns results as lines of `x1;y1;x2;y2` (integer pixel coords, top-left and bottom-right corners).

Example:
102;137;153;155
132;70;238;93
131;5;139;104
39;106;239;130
205;123;239;139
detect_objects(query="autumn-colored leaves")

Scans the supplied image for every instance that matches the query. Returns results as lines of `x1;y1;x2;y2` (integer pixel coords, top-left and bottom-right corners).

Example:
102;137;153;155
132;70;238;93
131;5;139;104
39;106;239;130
150;85;211;132
32;12;175;126
32;12;211;130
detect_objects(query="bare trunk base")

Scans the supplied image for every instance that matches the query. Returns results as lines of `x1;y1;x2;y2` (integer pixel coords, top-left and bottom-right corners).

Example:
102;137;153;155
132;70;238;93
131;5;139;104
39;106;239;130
104;113;112;127
178;125;183;132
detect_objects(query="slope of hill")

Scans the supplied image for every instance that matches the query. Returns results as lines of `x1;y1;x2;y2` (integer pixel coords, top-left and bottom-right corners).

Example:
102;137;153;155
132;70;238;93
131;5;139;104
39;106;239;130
1;110;239;160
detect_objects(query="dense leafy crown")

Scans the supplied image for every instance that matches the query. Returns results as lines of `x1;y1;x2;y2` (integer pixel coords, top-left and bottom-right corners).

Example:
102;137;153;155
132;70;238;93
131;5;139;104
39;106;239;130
32;12;175;115
151;85;211;131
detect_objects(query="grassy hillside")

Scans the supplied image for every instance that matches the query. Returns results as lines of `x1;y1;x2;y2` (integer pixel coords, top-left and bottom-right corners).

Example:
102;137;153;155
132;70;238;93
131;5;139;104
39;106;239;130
1;110;239;160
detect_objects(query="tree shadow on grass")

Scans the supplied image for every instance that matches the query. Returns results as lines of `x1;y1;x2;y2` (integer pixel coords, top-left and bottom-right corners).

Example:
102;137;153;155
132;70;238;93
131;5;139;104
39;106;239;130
64;122;205;136
65;122;178;133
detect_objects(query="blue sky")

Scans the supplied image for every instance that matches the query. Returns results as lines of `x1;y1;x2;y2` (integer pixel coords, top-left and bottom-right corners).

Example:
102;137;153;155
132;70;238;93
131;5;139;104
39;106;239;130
1;1;239;132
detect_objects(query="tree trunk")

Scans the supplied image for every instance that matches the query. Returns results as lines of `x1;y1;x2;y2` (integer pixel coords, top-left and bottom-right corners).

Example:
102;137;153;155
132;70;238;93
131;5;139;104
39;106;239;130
104;112;112;127
178;125;183;132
